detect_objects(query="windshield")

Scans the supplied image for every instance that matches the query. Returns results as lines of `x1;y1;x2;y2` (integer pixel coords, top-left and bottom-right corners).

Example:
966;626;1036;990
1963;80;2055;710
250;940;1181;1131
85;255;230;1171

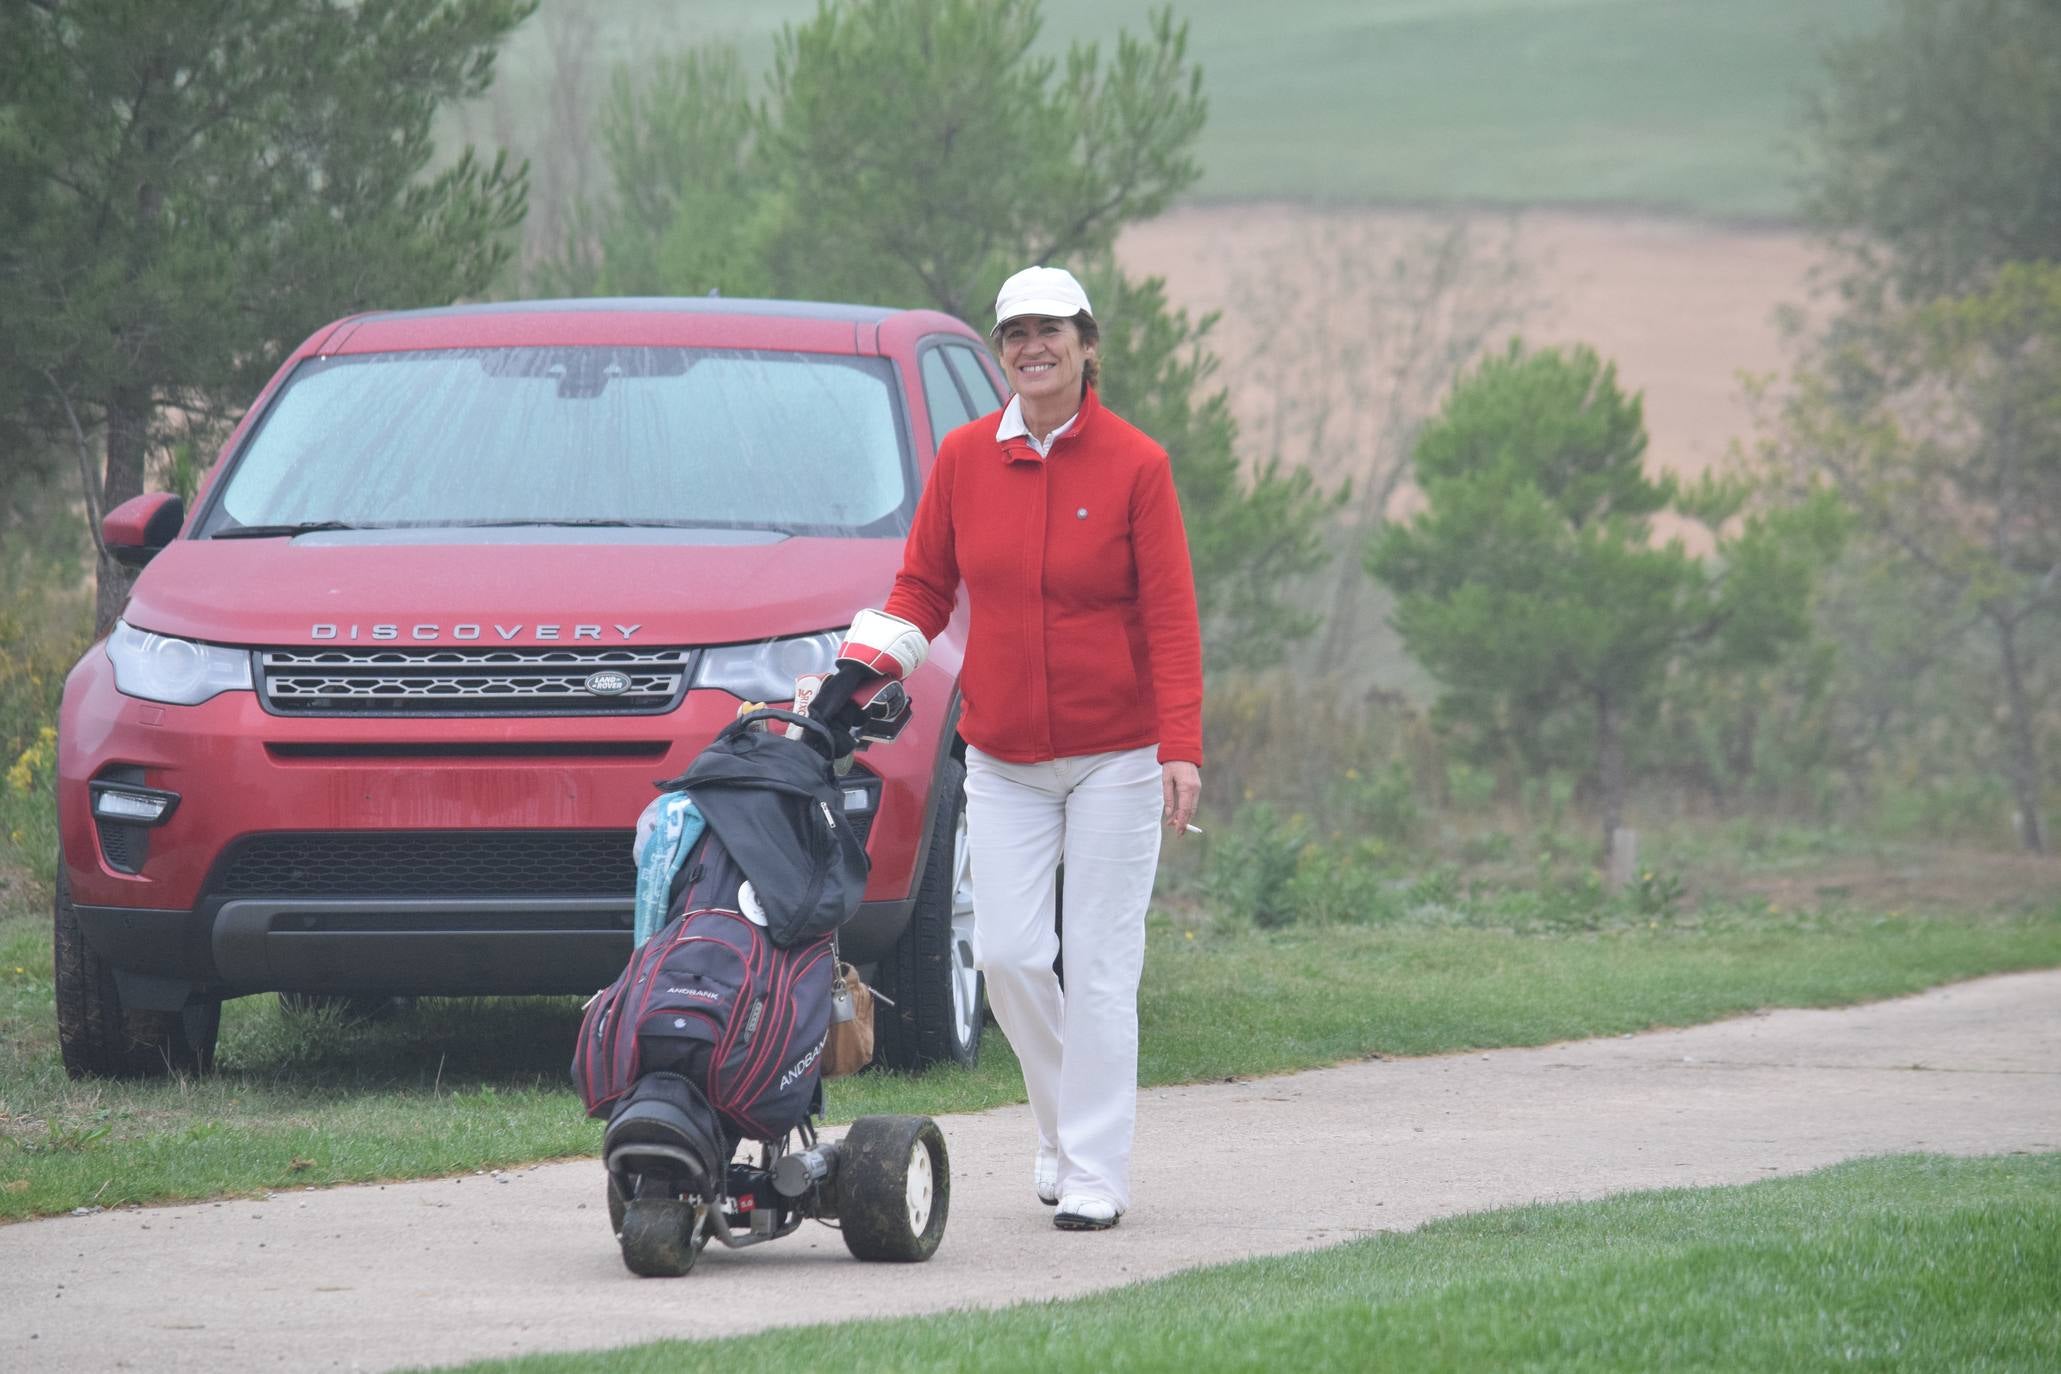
200;346;913;538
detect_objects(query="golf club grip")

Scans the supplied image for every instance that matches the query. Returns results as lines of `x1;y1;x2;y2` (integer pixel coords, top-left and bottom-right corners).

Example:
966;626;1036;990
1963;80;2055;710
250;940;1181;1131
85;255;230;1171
728;707;837;751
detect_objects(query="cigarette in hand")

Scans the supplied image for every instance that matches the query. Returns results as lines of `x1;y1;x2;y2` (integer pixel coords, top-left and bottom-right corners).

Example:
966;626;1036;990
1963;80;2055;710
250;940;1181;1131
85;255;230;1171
1184;823;1204;835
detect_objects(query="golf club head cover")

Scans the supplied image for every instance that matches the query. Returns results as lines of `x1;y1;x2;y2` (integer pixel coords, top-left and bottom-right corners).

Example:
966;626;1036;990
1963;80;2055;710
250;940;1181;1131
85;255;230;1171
838;609;928;681
849;676;912;744
807;661;914;745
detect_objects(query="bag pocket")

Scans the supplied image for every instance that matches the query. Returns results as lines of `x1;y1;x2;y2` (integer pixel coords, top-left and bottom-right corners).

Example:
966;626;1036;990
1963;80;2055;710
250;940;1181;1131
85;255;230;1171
572;975;629;1117
708;934;833;1138
644;918;754;1058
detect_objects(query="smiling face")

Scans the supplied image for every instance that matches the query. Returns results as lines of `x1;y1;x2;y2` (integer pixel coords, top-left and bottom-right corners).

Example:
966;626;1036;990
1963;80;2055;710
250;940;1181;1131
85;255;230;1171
997;314;1094;411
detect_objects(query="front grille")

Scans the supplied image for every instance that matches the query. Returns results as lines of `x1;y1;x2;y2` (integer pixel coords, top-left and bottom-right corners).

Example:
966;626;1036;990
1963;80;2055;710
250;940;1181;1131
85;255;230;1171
213;830;636;897
257;646;693;717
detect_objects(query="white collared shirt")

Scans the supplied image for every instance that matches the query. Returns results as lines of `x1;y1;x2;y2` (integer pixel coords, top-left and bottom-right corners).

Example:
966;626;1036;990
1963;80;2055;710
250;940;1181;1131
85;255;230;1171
995;394;1079;457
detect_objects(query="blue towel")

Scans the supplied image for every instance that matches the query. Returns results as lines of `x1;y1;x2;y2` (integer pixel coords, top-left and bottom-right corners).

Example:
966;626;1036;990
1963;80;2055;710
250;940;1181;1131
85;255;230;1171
631;792;705;949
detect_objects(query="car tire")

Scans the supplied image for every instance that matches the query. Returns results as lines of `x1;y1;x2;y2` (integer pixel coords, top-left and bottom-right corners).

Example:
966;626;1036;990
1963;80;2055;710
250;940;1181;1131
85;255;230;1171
53;863;220;1079
872;757;983;1071
837;1114;950;1263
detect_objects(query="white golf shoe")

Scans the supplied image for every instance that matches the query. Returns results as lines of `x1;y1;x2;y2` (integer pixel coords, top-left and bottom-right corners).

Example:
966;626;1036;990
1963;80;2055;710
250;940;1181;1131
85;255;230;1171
1053;1194;1120;1231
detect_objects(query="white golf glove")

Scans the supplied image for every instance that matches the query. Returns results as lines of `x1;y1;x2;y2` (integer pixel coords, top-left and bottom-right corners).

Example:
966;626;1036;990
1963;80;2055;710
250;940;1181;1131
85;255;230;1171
837;608;928;680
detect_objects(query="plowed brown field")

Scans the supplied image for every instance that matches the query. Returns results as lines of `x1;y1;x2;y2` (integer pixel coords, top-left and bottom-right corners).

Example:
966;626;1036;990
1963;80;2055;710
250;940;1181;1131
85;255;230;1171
1118;205;1827;495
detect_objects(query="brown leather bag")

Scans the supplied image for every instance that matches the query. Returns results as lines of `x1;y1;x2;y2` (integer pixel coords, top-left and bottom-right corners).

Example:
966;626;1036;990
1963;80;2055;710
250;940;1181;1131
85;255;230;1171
822;961;875;1077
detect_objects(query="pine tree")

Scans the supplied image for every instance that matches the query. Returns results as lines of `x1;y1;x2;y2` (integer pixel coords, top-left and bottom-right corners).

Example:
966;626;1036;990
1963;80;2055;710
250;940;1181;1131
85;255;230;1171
1;0;535;628
1370;342;1838;859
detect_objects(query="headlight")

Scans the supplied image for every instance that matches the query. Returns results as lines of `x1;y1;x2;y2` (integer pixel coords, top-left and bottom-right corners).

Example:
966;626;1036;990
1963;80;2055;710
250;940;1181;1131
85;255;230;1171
105;620;254;706
692;631;840;701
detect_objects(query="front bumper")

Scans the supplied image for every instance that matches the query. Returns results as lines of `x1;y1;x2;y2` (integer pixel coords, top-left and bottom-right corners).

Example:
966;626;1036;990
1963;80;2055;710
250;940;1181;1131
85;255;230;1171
75;895;915;997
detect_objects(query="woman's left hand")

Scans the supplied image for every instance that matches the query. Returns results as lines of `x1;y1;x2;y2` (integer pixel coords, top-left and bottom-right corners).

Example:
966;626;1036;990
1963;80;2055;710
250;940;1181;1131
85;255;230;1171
1162;760;1201;834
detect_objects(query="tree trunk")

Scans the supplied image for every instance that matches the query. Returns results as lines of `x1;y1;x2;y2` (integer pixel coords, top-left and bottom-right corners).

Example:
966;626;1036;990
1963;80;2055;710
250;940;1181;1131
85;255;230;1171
1316;522;1372;672
1994;616;2049;854
1726;700;1759;807
1596;689;1627;863
93;384;150;634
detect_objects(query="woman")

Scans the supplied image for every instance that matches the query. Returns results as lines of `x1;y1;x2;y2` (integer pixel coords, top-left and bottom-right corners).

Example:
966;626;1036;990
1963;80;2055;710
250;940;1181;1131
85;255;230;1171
847;265;1203;1231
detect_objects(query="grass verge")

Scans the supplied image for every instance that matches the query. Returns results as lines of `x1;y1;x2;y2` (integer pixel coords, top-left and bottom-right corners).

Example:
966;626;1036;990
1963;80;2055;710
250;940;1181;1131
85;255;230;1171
441;1153;2061;1373
4;867;2056;1222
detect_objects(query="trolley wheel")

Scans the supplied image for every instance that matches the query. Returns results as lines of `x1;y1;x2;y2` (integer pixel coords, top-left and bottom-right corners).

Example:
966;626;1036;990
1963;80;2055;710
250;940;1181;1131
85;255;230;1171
838;1115;950;1262
617;1187;709;1278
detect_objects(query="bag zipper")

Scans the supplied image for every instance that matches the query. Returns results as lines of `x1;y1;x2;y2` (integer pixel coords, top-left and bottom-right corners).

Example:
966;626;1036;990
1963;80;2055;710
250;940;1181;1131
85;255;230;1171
789;798;835;937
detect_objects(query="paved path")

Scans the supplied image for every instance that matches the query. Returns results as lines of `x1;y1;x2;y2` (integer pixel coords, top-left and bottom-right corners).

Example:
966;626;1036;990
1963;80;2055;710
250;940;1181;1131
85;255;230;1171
5;970;2057;1372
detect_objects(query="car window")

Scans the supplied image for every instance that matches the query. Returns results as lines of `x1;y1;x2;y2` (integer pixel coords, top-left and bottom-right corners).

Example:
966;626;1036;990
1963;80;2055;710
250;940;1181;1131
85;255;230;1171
942;344;1003;411
207;347;913;537
919;348;974;447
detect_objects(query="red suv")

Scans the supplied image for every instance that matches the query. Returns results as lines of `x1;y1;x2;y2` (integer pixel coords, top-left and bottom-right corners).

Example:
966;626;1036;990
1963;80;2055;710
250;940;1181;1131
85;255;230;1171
55;298;1006;1078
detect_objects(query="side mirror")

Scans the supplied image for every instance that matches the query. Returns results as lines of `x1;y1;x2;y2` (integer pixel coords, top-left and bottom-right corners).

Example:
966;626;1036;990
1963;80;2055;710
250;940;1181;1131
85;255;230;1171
103;492;186;569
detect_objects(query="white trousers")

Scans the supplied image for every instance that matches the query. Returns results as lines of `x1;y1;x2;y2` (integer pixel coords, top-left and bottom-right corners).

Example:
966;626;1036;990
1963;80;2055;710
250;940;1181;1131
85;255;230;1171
964;743;1163;1211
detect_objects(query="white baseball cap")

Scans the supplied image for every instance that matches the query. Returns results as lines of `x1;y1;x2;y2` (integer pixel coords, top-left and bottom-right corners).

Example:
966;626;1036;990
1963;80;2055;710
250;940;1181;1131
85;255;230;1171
993;265;1093;332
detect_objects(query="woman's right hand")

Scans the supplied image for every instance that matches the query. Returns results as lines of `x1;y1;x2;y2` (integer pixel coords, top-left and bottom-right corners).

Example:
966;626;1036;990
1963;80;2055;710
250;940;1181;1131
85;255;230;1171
1162;760;1201;834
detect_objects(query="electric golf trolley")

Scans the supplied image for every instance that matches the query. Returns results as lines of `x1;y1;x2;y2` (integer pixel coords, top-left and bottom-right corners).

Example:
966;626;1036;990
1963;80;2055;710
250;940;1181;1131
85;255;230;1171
573;658;950;1277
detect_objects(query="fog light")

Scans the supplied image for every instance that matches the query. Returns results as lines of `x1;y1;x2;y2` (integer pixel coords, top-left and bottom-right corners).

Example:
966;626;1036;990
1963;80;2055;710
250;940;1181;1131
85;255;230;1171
90;782;180;825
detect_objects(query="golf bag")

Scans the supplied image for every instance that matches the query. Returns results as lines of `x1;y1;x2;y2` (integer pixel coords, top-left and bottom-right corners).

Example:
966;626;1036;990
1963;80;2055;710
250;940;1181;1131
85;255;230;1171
574;905;837;1139
573;708;870;1151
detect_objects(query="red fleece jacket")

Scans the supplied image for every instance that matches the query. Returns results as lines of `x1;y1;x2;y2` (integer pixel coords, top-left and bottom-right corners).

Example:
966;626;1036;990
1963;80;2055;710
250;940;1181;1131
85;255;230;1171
884;387;1204;766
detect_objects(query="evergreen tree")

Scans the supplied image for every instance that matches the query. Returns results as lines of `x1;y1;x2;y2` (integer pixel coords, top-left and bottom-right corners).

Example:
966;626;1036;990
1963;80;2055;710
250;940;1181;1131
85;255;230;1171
1370;342;1837;857
0;0;534;629
1805;0;2061;299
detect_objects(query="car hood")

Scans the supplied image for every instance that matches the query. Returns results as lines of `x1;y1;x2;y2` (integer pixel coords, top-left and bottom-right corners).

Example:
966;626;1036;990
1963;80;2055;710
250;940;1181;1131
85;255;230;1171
123;533;906;648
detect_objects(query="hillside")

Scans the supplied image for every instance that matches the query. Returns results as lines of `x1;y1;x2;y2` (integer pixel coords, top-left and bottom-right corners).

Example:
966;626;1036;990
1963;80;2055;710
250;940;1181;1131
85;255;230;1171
466;0;1892;219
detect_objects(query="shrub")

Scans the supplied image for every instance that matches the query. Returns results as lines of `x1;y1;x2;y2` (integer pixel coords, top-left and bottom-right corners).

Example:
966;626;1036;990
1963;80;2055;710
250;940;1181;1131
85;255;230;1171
1200;803;1309;928
1871;775;2018;848
1404;864;1462;911
1201;670;1433;829
1628;868;1687;918
1334;760;1422;843
1445;760;1499;812
1;746;60;886
1281;840;1404;926
0;475;91;886
1456;828;1515;865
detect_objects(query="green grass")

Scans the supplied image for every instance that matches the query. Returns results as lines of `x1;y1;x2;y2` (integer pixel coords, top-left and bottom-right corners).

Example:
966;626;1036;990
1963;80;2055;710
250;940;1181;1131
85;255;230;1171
1143;0;1891;215
4;865;2057;1221
465;0;1895;219
440;1153;2061;1373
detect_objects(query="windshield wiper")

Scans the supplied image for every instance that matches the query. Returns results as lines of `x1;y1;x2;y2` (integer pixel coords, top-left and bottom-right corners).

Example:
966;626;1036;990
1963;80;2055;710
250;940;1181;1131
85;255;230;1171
209;521;373;539
210;517;817;536
439;518;665;529
438;518;802;533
